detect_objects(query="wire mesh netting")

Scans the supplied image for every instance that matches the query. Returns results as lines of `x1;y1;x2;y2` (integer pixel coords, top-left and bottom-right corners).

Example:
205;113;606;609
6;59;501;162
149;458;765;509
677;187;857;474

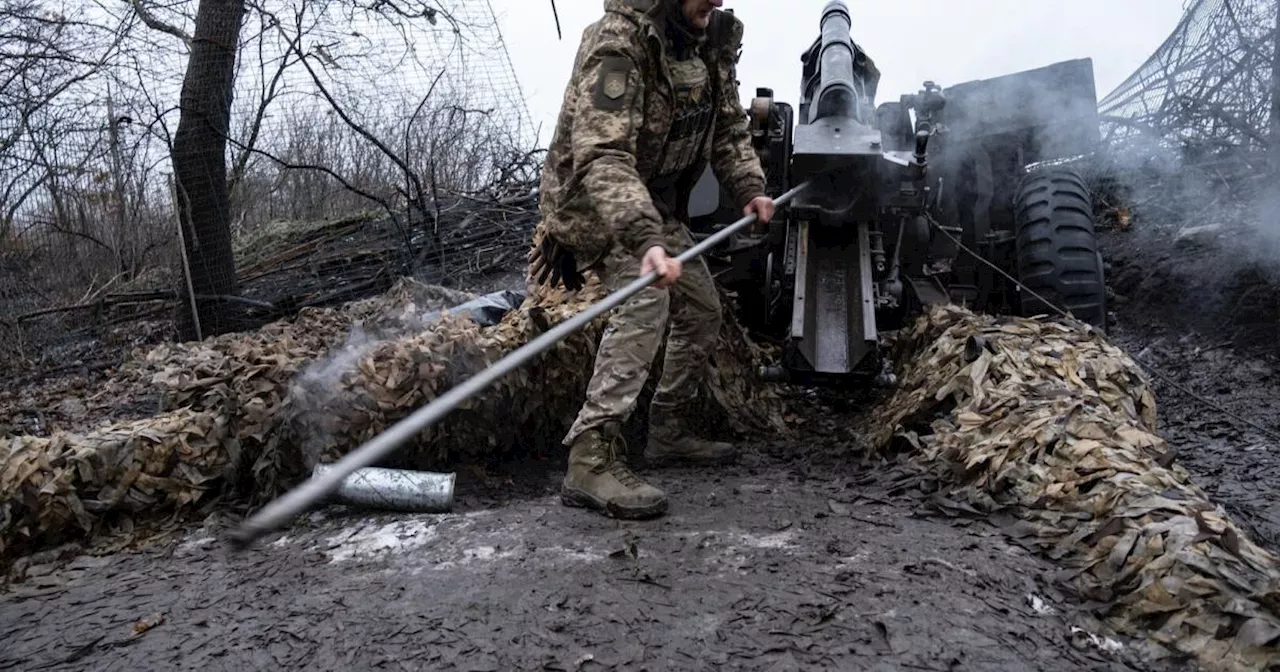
1099;0;1277;153
1;0;539;369
1084;0;1277;239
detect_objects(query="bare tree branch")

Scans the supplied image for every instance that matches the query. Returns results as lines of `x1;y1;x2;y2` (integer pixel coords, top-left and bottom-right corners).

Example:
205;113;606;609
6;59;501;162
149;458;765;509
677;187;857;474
220;127;406;232
271;1;426;249
126;0;192;45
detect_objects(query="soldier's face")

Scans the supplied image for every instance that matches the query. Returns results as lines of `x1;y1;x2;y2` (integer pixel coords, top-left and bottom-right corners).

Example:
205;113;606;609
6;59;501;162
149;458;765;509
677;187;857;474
681;0;722;29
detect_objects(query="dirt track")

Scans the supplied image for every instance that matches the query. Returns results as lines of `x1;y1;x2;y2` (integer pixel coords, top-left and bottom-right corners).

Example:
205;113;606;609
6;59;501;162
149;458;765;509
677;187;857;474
2;226;1276;671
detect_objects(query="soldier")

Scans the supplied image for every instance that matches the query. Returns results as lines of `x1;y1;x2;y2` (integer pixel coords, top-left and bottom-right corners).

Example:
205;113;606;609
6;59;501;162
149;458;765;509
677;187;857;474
528;0;775;519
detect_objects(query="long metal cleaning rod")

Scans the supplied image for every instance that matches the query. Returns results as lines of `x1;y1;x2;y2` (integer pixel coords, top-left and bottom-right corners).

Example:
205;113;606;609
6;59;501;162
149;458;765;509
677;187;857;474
229;181;811;548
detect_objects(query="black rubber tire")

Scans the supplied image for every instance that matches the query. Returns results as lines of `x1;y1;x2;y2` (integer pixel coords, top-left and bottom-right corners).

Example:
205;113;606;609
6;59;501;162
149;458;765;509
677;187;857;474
1013;167;1107;328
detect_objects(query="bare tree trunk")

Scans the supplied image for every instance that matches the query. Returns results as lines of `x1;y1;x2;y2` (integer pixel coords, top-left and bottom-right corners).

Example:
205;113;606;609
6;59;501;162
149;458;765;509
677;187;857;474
1271;0;1279;174
170;0;247;340
106;92;130;280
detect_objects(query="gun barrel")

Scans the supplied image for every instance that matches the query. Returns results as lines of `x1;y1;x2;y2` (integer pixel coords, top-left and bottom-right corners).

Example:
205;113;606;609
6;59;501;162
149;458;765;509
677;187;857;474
813;1;859;121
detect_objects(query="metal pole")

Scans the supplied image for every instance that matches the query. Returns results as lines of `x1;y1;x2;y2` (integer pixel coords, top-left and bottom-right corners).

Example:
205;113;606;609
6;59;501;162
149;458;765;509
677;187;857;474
228;182;811;548
170;172;203;342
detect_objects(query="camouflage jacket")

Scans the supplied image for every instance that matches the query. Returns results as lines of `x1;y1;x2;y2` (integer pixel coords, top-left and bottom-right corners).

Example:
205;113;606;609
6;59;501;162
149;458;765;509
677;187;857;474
536;0;767;265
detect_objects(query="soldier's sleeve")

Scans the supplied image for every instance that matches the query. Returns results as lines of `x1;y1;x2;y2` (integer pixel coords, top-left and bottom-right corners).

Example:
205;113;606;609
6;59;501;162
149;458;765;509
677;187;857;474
568;35;668;258
707;13;767;211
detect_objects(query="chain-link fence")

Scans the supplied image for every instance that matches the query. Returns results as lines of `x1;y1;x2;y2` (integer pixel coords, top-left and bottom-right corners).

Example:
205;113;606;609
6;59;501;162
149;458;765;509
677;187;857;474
1;0;540;371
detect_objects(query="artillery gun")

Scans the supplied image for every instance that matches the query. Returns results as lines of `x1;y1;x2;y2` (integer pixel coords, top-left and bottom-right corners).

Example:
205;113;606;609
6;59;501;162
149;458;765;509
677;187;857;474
688;1;1108;386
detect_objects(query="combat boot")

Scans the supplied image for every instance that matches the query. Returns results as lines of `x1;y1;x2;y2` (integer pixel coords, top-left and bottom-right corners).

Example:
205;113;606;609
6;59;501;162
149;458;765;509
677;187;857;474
644;411;737;467
561;422;668;519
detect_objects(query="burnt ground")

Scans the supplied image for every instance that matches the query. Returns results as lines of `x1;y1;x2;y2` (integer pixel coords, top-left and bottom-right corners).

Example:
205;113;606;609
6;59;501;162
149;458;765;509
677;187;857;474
0;402;1160;672
3;221;1279;671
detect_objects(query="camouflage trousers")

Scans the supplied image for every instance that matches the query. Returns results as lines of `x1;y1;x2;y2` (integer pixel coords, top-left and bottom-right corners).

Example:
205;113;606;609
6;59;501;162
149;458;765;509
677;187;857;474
562;223;722;446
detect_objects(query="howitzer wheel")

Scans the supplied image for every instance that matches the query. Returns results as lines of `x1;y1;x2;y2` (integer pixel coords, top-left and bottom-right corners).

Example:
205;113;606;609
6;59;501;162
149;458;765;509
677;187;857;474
1013;167;1107;328
734;249;790;340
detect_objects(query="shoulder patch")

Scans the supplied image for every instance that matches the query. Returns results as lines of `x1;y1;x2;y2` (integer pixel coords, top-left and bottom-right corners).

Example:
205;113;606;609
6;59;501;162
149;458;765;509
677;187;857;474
593;56;635;110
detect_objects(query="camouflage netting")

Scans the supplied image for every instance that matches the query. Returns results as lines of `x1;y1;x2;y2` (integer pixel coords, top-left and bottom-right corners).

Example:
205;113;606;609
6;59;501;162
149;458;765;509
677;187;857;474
1;408;235;563
0;275;789;569
870;304;1280;671
284;275;789;483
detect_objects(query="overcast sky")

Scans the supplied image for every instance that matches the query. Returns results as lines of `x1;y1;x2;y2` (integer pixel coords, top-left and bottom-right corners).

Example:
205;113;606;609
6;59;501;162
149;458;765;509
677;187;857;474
492;0;1189;145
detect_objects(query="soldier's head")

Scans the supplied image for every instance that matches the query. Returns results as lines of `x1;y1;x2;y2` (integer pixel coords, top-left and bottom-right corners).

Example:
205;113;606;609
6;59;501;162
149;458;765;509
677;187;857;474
680;0;723;30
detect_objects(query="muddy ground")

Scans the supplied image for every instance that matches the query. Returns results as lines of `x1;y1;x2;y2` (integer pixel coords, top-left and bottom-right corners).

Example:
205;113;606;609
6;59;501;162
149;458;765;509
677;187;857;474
1103;224;1280;551
1;402;1159;672
2;223;1277;671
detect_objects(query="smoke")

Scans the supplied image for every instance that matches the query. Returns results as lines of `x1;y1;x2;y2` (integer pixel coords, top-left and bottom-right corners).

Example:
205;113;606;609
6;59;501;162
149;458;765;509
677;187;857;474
1090;128;1280;340
1074;0;1280;338
284;281;527;467
1253;180;1280;258
289;323;383;468
285;283;470;467
298;324;380;399
883;28;1278;339
294;287;474;402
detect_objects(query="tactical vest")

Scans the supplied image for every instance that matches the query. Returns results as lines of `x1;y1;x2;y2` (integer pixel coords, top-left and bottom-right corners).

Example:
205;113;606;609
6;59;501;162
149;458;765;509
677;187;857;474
656;54;713;180
626;0;718;181
647;13;718;225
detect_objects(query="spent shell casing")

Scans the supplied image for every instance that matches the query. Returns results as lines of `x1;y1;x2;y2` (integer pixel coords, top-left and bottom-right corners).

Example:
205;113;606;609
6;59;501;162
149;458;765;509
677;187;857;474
312;463;456;513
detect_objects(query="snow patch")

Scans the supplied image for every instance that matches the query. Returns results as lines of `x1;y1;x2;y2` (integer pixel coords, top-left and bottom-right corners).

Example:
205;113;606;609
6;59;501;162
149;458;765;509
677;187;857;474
1027;593;1057;615
177;536;216;553
430;544;522;570
735;530;797;549
1070;626;1125;653
838;550;871;565
465;545;499;561
688;529;800;577
324;518;440;563
545;547;607;563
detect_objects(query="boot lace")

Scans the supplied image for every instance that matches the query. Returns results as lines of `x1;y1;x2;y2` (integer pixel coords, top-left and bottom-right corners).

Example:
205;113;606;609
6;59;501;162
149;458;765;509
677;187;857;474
607;460;645;488
609;460;650;486
604;436;645;488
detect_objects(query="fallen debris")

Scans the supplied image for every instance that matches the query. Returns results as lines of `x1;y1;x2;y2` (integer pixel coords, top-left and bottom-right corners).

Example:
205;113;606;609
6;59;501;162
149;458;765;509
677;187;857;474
131;612;164;637
871;304;1280;671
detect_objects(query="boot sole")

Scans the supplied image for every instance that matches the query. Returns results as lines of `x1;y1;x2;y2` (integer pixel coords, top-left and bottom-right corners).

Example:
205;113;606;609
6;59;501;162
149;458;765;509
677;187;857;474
560;488;668;520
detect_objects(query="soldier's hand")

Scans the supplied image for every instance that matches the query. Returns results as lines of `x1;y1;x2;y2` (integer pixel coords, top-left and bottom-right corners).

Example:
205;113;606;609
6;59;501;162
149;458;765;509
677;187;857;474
641;245;681;288
745;195;776;235
529;233;586;291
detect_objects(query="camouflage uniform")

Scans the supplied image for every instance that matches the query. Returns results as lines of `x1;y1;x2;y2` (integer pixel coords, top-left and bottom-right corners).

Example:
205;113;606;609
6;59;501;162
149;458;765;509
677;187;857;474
529;0;767;519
